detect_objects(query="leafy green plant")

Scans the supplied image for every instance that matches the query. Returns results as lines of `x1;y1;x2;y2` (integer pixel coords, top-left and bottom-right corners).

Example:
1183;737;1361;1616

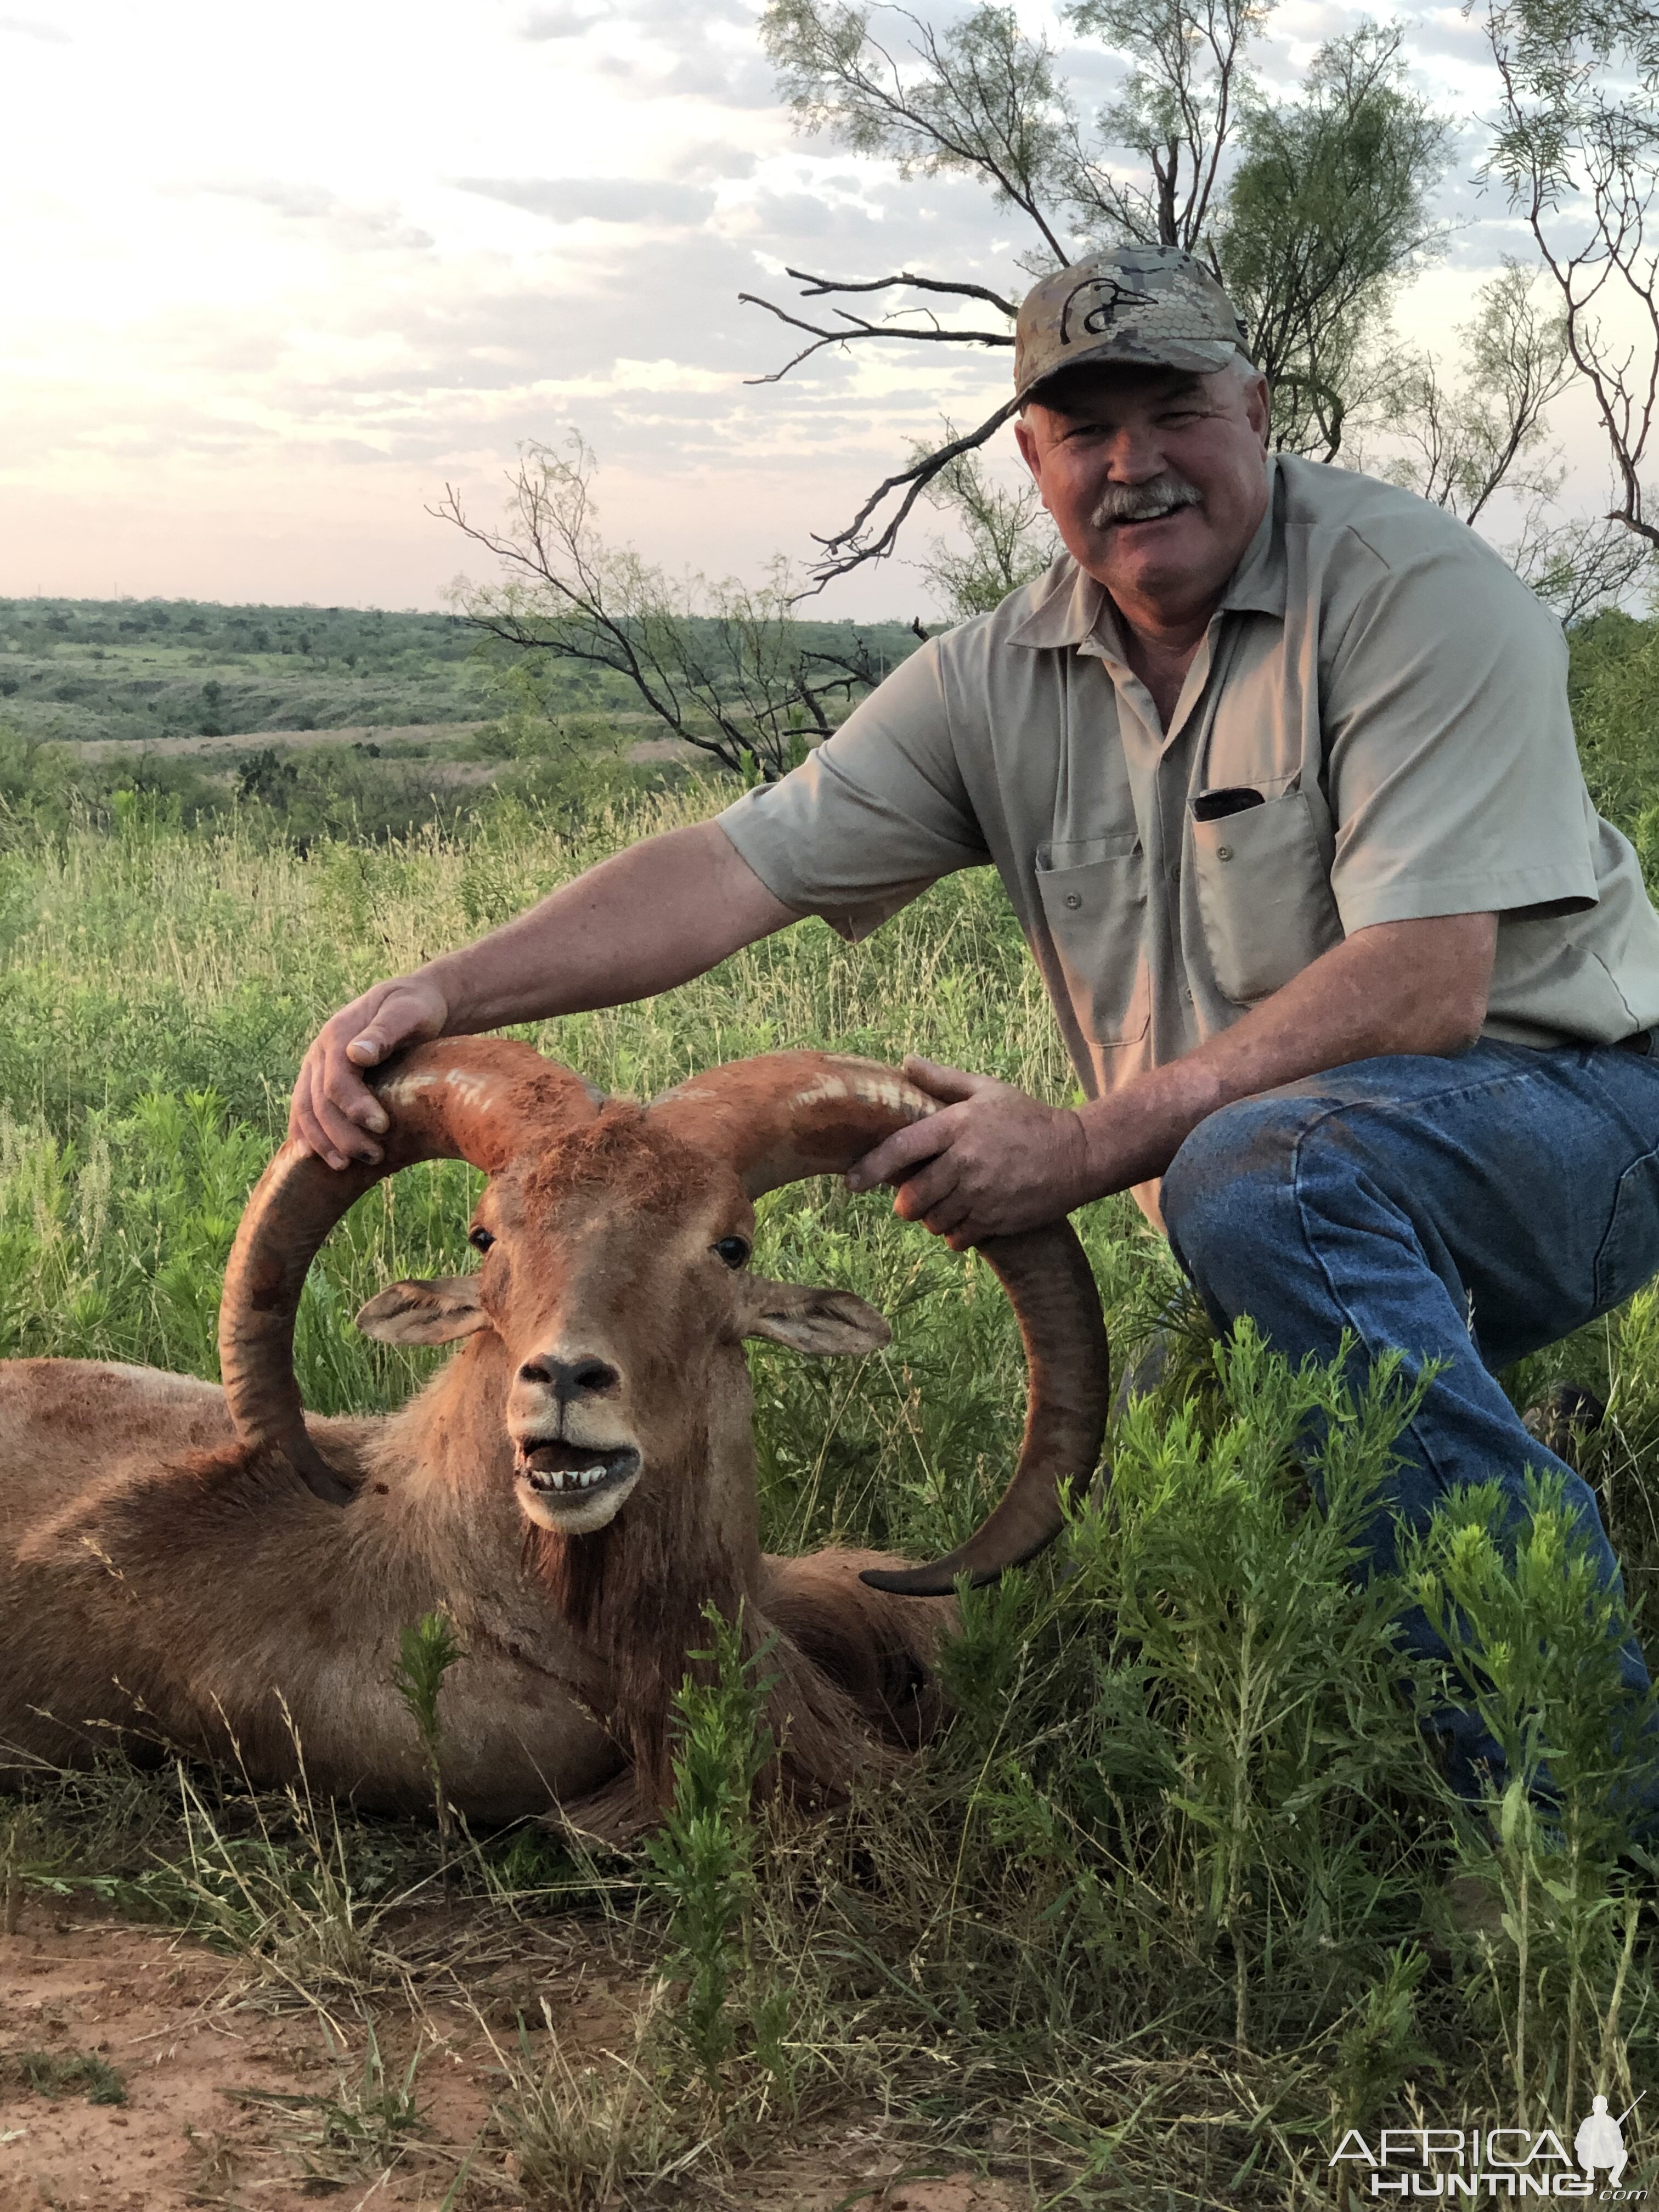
392;1608;465;1860
1406;1470;1659;2125
1328;1942;1437;2204
646;1602;780;2101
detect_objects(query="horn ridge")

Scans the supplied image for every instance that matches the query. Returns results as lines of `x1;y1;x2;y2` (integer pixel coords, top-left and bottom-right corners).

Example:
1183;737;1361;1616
218;1037;603;1504
649;1050;942;1196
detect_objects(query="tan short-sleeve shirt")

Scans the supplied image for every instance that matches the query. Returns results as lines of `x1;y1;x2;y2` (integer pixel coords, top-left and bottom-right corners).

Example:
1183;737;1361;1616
719;453;1659;1108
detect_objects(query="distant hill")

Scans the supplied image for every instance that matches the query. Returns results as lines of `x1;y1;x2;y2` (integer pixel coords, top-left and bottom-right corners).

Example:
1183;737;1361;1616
0;597;923;749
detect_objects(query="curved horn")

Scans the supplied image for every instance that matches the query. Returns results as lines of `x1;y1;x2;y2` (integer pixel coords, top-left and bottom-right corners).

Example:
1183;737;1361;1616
650;1052;1110;1593
859;1225;1107;1594
219;1038;604;1504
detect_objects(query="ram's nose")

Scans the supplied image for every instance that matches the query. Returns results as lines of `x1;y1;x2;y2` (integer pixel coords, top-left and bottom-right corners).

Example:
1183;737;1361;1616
516;1353;620;1403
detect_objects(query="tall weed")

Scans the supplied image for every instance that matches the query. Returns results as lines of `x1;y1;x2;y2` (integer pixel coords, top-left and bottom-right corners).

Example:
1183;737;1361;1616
646;1604;787;2107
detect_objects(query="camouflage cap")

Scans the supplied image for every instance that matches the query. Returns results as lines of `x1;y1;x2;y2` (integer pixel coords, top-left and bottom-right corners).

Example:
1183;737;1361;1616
1013;246;1250;404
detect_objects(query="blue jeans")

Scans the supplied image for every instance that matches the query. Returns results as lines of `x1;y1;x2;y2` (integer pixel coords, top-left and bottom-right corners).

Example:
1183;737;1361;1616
1160;1041;1659;1799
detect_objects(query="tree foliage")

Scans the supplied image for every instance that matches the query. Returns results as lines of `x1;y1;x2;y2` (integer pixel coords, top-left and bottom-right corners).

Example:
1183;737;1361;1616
1370;262;1573;526
1069;0;1263;252
1483;0;1659;551
1347;259;1650;624
1214;26;1447;460
915;429;1060;622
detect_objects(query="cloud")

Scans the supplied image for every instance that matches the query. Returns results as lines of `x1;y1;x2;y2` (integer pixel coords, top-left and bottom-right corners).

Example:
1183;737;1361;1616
1;0;1559;622
0;14;70;41
609;0;752;25
217;179;338;220
456;176;718;226
518;3;598;37
596;43;778;106
196;179;435;250
1405;8;1498;66
670;141;760;185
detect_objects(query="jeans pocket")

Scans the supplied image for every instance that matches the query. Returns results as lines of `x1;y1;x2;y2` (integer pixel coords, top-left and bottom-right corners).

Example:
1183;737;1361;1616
1592;1146;1659;1311
1191;789;1344;1004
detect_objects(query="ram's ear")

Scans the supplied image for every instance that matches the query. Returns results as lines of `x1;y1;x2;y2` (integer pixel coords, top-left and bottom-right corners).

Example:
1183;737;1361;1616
356;1276;490;1346
741;1277;891;1357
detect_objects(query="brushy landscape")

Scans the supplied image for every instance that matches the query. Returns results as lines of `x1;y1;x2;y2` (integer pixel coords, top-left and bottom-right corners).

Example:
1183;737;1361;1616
3;602;1659;2208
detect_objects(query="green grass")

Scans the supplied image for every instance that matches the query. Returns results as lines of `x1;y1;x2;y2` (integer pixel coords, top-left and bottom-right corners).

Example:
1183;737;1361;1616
1;2047;127;2105
3;774;1659;2202
0;596;493;747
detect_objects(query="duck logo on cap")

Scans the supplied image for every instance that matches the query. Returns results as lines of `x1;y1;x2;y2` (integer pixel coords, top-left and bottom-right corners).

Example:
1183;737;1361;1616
1059;275;1155;347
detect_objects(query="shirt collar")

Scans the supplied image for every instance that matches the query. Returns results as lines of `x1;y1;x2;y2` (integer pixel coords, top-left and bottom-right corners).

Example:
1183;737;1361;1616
1006;452;1284;650
1217;453;1285;618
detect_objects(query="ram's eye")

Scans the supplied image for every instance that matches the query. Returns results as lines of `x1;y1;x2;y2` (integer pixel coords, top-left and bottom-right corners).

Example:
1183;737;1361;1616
712;1235;751;1270
468;1224;495;1254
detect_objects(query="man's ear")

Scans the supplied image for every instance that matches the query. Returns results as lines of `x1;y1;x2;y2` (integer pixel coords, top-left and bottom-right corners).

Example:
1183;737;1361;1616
356;1276;490;1346
741;1277;891;1357
1013;414;1042;484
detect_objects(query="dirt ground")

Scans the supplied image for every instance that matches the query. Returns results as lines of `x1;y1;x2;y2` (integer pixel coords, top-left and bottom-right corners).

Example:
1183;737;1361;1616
0;1900;1027;2212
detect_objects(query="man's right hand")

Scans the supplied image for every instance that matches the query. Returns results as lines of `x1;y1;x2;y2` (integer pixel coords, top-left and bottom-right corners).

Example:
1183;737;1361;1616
289;974;452;1169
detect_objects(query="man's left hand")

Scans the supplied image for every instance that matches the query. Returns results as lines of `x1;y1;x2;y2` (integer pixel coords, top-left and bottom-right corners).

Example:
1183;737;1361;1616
844;1056;1094;1248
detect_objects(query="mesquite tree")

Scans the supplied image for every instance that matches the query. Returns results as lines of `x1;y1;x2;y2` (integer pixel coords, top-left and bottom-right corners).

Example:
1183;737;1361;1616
1359;259;1650;620
438;439;889;781
1485;0;1659;557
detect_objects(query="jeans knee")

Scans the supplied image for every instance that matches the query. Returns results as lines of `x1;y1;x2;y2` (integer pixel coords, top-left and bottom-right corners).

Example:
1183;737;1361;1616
1163;1094;1318;1281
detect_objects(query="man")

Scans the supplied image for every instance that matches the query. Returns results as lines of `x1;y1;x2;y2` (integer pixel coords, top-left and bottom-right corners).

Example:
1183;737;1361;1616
292;247;1659;1790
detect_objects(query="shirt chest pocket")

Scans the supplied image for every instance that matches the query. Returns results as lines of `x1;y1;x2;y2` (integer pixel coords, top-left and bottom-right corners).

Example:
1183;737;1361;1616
1191;790;1344;1005
1035;838;1151;1047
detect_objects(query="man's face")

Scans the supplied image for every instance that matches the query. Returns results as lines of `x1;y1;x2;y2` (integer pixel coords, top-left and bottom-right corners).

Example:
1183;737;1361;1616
1014;363;1271;624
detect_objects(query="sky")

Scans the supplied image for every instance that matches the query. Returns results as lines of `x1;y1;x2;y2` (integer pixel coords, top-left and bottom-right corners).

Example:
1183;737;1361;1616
0;0;1624;620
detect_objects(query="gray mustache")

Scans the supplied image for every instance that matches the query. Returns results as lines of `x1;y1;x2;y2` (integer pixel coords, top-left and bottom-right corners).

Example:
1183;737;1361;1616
1090;475;1203;525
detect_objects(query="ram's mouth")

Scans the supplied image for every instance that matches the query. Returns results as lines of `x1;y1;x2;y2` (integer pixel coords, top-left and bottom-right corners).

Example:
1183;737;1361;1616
514;1437;641;1500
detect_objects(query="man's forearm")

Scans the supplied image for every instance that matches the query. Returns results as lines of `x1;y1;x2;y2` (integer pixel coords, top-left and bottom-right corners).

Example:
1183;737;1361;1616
1075;912;1498;1198
422;821;800;1032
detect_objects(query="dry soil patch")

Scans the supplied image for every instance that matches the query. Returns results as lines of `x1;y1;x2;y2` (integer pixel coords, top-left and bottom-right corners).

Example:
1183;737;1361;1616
0;1905;1030;2211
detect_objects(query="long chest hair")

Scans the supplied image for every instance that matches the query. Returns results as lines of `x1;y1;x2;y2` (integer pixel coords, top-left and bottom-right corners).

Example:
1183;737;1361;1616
527;1420;749;1804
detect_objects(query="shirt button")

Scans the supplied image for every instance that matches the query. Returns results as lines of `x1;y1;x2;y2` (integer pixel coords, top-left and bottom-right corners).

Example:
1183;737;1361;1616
1064;892;1082;909
1216;844;1234;862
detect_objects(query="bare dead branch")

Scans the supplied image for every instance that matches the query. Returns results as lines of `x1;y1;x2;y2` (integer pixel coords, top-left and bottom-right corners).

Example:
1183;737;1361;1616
436;446;893;776
799;397;1022;591
739;276;1014;386
785;266;1022;315
1487;8;1659;550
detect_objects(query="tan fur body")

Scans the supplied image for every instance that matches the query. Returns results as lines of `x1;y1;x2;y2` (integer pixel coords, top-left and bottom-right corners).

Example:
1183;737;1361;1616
0;1348;946;1830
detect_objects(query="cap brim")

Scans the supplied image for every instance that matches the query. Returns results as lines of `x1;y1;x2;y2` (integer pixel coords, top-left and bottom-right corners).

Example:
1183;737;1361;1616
1018;334;1241;405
